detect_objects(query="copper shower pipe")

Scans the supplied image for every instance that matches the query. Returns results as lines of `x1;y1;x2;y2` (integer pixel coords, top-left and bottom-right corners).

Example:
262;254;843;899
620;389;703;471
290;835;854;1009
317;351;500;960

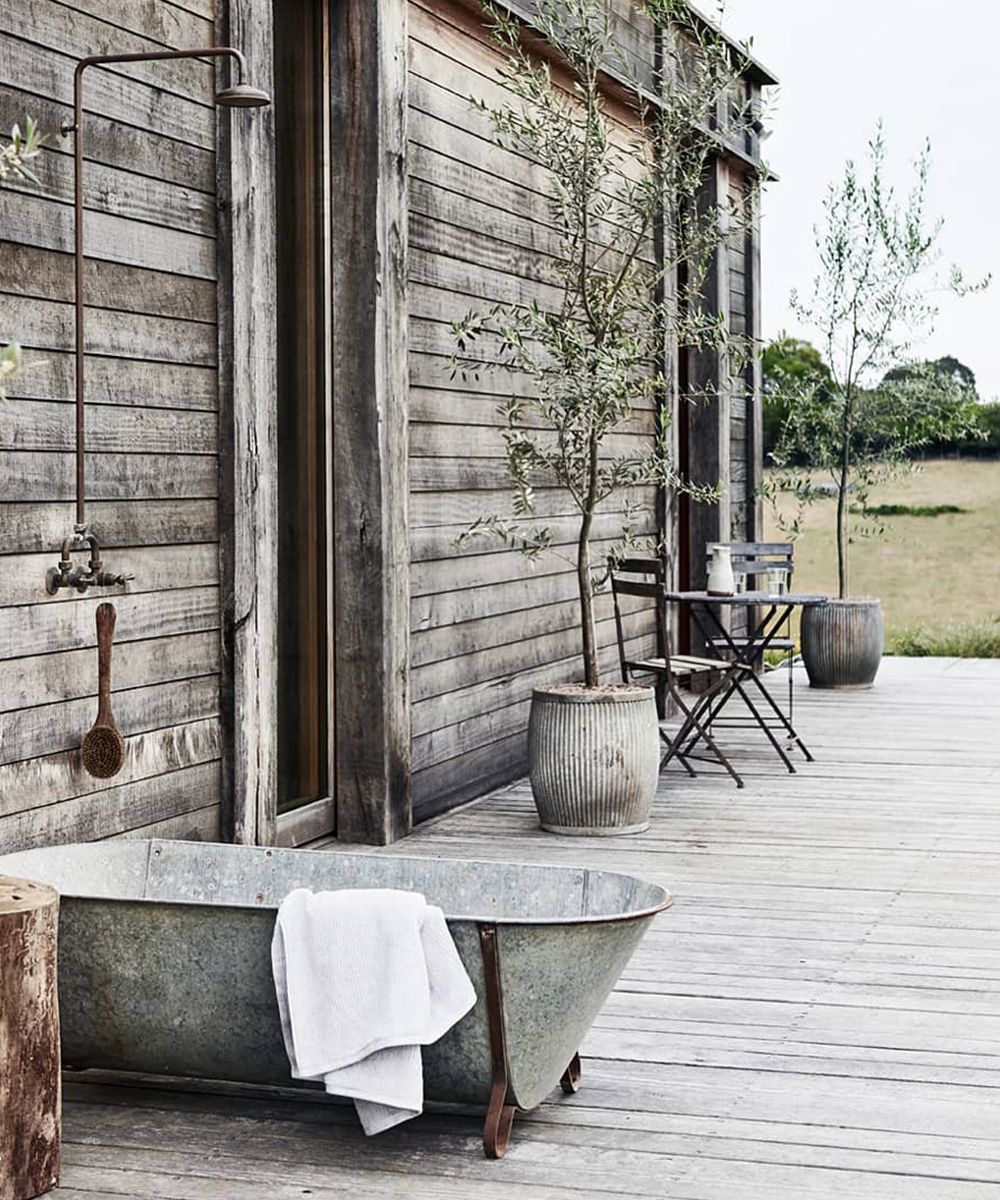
67;46;270;533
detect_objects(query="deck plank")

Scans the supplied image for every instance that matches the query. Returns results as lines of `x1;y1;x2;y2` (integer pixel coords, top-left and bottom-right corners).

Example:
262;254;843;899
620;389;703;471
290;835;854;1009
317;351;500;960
60;657;1000;1196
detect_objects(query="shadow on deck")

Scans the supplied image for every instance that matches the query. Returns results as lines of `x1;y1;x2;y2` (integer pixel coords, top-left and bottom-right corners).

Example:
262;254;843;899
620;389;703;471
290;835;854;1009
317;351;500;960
62;658;1000;1198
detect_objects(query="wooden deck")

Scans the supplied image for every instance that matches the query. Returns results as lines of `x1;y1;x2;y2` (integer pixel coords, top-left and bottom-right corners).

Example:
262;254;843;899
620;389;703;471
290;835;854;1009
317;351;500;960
60;657;1000;1198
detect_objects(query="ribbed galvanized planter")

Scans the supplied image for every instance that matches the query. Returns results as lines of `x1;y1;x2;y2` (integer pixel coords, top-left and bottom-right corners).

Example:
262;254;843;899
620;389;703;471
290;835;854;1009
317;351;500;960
801;598;884;689
528;685;660;836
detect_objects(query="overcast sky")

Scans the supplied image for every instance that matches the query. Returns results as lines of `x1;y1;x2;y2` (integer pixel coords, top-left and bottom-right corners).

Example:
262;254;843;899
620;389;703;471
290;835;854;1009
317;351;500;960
719;0;1000;400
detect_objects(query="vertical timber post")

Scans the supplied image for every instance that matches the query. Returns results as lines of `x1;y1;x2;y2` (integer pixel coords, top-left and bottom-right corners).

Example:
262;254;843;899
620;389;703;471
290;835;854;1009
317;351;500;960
217;0;279;846
329;0;412;843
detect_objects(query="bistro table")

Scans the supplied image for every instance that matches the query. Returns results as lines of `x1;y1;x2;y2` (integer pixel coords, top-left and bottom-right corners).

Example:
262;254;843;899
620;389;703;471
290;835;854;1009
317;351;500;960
666;591;829;772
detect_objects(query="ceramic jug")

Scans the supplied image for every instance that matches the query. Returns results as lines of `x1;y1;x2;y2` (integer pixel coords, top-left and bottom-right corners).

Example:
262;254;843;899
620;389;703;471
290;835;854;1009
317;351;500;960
707;544;735;596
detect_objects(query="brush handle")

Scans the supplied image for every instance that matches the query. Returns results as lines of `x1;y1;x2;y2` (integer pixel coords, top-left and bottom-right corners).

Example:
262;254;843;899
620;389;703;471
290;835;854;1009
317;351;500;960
95;602;116;725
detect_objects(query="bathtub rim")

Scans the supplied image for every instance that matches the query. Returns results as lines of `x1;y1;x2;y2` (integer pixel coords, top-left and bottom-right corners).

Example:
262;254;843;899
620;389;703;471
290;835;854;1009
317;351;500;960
0;839;674;928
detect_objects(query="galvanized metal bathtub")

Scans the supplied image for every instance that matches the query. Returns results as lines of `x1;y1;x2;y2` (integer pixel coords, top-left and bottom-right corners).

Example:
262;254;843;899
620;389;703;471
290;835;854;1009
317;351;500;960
0;839;670;1157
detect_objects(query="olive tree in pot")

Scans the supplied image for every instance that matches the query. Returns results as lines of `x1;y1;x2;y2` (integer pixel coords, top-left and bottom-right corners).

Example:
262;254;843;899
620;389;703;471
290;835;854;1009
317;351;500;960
766;128;987;689
451;0;760;833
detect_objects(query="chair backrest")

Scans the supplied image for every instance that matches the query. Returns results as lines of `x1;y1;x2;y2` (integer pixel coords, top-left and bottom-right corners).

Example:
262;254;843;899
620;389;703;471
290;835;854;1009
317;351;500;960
608;557;670;678
708;541;794;589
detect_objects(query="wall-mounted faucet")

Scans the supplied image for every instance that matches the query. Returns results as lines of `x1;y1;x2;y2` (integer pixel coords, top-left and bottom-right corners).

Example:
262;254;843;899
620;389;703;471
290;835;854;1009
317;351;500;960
45;45;271;593
45;533;133;595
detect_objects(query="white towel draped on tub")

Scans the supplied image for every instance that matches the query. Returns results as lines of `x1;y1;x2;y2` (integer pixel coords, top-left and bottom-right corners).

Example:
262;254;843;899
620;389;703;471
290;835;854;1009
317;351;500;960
271;888;476;1135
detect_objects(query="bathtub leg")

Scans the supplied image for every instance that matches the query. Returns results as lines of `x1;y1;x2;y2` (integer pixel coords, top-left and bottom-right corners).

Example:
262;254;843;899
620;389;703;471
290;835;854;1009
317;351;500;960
560;1052;582;1094
484;1089;517;1159
479;923;518;1159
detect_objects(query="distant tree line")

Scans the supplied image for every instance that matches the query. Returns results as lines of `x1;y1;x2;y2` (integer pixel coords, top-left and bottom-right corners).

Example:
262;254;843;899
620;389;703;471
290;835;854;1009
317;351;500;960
762;338;1000;461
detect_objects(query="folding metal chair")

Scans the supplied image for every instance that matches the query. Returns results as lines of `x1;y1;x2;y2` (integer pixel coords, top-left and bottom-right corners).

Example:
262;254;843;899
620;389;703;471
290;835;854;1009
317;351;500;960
609;557;750;788
707;541;797;731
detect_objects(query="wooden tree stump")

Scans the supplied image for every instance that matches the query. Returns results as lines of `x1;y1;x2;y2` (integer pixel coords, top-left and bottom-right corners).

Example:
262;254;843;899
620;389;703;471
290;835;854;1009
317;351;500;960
0;878;60;1200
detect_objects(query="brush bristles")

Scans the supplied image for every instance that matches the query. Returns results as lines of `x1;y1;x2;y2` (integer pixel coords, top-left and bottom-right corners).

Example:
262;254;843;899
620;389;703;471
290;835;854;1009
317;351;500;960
81;725;126;779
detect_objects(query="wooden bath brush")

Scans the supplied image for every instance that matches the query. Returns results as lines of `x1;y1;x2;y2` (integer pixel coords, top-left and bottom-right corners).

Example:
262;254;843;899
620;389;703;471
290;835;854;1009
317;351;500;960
82;602;126;778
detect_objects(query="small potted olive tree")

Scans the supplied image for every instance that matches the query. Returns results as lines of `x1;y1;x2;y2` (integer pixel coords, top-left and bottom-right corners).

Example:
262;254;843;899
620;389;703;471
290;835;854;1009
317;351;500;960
451;0;760;833
766;128;987;689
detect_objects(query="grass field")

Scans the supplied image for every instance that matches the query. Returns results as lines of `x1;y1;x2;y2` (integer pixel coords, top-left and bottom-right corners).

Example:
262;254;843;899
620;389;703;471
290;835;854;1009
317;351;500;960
764;458;1000;651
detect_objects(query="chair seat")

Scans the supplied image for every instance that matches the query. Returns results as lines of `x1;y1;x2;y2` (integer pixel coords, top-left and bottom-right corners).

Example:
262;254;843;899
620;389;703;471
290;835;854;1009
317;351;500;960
710;637;795;651
627;655;746;677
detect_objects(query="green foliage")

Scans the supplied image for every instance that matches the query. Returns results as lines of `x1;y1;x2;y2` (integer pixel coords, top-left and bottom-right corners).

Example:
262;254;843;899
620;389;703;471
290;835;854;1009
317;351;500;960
888;617;1000;658
850;502;966;517
885;354;977;391
1;118;49;401
451;0;763;684
761;126;989;599
0;342;22;402
761;335;833;460
923;400;1000;457
0;116;46;185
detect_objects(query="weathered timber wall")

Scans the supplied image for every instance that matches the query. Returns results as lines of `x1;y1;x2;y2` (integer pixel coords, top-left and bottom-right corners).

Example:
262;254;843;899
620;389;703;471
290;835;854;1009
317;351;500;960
0;0;222;850
406;0;660;820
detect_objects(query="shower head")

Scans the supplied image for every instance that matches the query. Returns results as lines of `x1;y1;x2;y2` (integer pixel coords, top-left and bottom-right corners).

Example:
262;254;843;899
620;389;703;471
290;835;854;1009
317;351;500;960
216;83;271;108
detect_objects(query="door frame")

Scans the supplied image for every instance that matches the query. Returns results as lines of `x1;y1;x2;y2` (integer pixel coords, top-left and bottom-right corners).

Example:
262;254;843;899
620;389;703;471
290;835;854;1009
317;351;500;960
217;0;412;847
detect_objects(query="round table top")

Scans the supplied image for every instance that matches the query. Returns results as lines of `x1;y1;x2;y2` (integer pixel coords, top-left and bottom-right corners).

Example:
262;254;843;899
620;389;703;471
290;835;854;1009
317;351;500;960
666;590;829;607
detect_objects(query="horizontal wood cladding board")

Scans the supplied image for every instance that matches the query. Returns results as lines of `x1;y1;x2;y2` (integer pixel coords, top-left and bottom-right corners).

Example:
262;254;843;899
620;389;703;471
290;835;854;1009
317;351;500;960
410;314;584;369
0;760;221;852
0;717;221;819
412;587;650;666
3;146;216;238
409;216;556;294
0;83;214;191
114;800;220;842
409;422;652;462
0;399;217;455
0;450;218;501
409;452;659;492
0;543;218;609
411;538;645;628
409;164;653;272
0;190;216;279
4;499;218;554
412;639;646;771
408;0;658;85
410;239;561;310
411;535;625;597
412;507;656;564
0;295;216;365
159;0;214;20
0;586;220;660
0;630;220;713
413;609;654;706
410;483;653;527
1;674;220;766
4;350;217;410
3;0;216;103
45;0;214;49
408;7;648;174
411;389;654;428
0;32;214;147
412;728;525;819
2;243;217;323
